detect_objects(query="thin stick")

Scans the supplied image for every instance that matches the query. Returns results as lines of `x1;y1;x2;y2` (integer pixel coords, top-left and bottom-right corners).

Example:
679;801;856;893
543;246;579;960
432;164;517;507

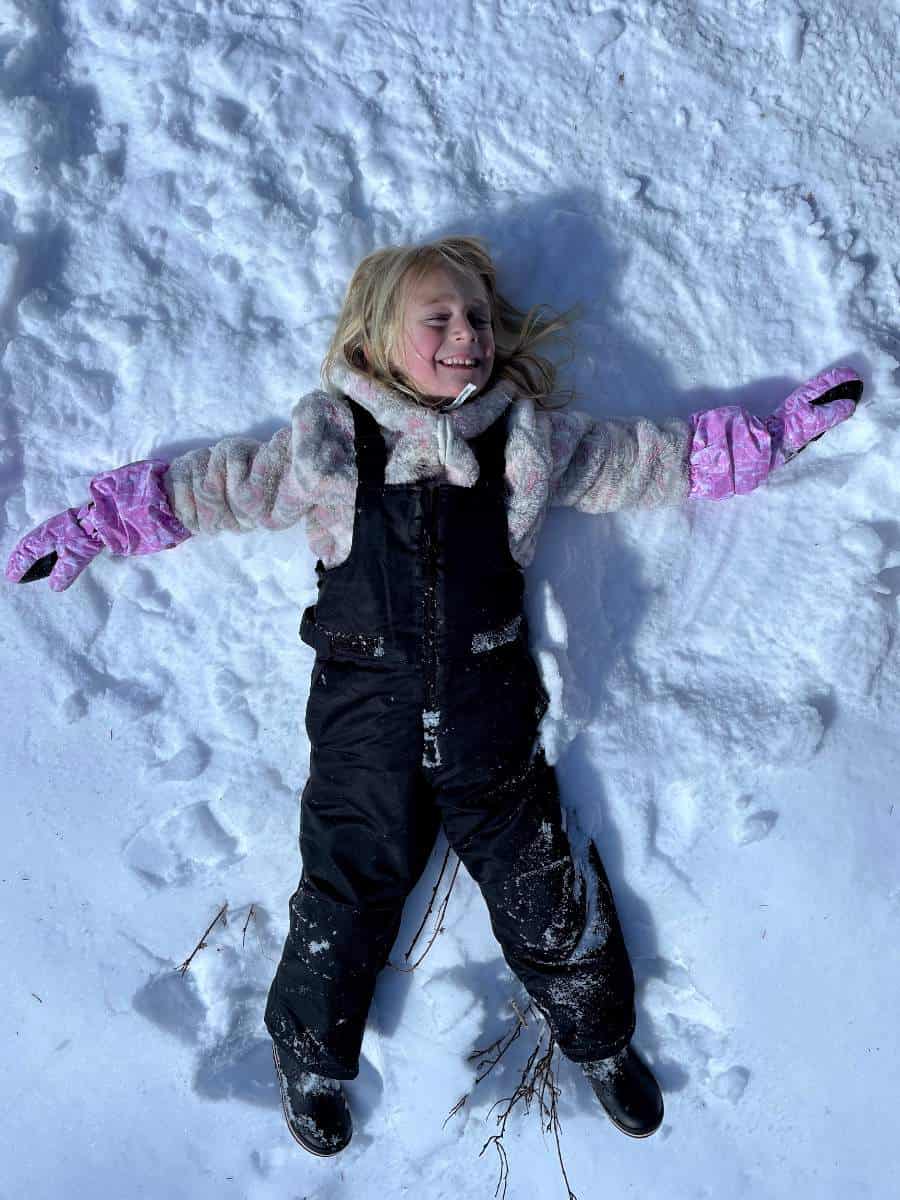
403;843;453;960
388;855;461;973
459;1013;580;1200
470;1002;533;1085
241;904;256;948
177;902;228;976
485;1139;509;1200
446;1003;535;1129
442;1093;469;1128
510;998;529;1028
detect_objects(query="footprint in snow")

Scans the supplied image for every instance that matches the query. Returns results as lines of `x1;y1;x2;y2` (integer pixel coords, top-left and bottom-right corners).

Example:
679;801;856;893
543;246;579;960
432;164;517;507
735;809;779;846
663;1013;751;1104
132;906;281;1107
709;1065;750;1103
119;564;176;618
654;780;701;859
211;667;259;742
144;735;211;782
875;565;900;600
641;960;750;1102
62;689;89;722
193;1001;278;1107
732;794;778;846
123;800;244;886
133;968;208;1045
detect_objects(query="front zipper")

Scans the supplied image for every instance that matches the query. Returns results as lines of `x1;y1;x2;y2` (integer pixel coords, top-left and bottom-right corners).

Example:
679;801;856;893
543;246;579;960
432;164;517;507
421;484;441;768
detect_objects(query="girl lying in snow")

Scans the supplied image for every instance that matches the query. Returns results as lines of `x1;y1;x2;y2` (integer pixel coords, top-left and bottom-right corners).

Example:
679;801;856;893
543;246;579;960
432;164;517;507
7;235;861;1154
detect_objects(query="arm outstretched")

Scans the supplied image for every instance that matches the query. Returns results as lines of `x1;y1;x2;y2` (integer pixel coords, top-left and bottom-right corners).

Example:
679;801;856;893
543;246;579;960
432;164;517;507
548;366;862;513
164;425;306;536
6;389;356;591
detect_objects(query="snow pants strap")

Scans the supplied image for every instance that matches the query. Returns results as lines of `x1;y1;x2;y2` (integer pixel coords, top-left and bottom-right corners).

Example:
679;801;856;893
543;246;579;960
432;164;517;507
347;398;388;484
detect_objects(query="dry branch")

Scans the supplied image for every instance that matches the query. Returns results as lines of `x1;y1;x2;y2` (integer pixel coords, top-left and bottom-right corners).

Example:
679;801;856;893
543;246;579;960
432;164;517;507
177;902;228;976
446;1003;578;1200
405;843;453;957
388;846;461;973
241;904;256;948
443;1001;534;1128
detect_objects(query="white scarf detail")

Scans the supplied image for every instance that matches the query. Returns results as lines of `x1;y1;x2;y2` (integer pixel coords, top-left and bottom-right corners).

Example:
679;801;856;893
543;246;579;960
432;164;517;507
329;364;515;487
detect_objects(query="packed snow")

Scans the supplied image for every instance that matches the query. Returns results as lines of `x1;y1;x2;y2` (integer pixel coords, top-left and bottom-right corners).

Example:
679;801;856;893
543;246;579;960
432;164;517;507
2;1;898;1198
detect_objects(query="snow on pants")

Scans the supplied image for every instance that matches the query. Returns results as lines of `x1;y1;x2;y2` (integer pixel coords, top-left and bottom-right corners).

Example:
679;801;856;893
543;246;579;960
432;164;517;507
264;398;635;1078
264;649;635;1079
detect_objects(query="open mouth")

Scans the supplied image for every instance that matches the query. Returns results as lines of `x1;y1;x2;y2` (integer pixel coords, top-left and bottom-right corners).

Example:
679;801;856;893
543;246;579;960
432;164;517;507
438;358;481;370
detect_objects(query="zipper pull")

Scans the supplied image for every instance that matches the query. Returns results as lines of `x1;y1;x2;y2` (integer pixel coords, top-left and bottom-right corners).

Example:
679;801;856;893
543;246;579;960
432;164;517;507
436;414;451;468
443;382;476;411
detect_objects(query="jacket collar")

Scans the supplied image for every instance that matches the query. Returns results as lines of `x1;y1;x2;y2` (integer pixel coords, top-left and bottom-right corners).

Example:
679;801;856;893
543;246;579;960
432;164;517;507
328;362;515;486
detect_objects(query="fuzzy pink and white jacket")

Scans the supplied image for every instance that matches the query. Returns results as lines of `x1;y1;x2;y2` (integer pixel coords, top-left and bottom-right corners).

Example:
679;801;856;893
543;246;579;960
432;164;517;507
163;364;693;568
4;365;860;594
162;364;860;568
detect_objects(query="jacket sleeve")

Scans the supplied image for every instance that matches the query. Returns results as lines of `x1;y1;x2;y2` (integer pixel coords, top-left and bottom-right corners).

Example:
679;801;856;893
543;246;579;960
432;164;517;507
163;390;356;536
546;367;861;514
548;407;692;513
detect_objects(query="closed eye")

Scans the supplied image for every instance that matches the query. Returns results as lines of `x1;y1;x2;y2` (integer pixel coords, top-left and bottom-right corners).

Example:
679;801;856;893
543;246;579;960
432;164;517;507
425;315;491;326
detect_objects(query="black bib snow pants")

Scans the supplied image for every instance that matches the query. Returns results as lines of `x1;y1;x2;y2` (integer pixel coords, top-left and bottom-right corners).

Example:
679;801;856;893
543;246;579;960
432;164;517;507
264;400;635;1078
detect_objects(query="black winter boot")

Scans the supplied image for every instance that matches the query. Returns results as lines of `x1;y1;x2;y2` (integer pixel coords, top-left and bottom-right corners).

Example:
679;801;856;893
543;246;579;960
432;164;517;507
583;1045;664;1138
272;1045;353;1156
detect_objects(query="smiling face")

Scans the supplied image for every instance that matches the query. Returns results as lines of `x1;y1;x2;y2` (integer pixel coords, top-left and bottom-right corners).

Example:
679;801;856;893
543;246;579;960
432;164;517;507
393;266;496;401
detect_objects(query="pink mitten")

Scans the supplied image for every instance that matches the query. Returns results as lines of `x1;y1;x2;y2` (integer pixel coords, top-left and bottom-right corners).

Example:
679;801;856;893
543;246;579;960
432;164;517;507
6;459;191;591
689;366;862;500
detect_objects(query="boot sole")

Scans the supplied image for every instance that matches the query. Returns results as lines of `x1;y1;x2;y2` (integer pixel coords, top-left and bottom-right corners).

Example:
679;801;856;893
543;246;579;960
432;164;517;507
273;1047;353;1157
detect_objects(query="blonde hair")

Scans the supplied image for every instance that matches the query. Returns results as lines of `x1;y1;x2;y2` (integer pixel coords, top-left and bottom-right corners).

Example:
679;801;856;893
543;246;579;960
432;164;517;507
321;235;575;409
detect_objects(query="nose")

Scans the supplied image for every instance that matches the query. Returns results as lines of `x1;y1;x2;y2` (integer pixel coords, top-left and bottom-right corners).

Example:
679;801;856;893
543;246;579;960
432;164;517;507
451;317;479;342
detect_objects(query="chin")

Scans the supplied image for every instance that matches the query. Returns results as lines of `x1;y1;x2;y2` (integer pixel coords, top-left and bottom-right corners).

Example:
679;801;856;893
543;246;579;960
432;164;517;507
434;373;489;399
409;368;492;407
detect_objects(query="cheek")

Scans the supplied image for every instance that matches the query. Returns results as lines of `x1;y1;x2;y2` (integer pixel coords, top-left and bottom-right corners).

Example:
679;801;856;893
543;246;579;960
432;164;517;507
410;329;443;366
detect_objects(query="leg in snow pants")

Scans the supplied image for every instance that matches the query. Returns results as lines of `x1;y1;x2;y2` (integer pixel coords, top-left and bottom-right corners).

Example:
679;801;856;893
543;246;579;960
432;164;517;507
264;400;635;1078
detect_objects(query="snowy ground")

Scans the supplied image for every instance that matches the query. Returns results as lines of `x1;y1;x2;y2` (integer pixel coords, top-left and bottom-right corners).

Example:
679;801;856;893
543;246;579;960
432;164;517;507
2;1;899;1197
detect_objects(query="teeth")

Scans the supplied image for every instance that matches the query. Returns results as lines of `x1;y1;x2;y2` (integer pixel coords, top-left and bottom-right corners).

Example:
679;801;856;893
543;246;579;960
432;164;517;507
441;358;478;367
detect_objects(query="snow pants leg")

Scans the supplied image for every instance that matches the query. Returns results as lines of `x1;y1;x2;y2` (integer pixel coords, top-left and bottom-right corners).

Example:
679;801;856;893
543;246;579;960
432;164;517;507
265;661;441;1079
436;752;635;1062
429;649;635;1062
265;655;635;1078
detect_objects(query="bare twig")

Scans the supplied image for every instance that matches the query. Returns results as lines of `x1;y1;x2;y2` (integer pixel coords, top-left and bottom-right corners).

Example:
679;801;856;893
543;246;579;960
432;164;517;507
449;1005;578;1200
241;904;256;948
478;1036;545;1200
482;1033;578;1200
234;902;277;964
444;1001;534;1128
443;1093;469;1127
510;998;530;1028
404;843;453;959
387;851;461;973
471;1002;534;1084
177;902;228;976
487;1139;510;1199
